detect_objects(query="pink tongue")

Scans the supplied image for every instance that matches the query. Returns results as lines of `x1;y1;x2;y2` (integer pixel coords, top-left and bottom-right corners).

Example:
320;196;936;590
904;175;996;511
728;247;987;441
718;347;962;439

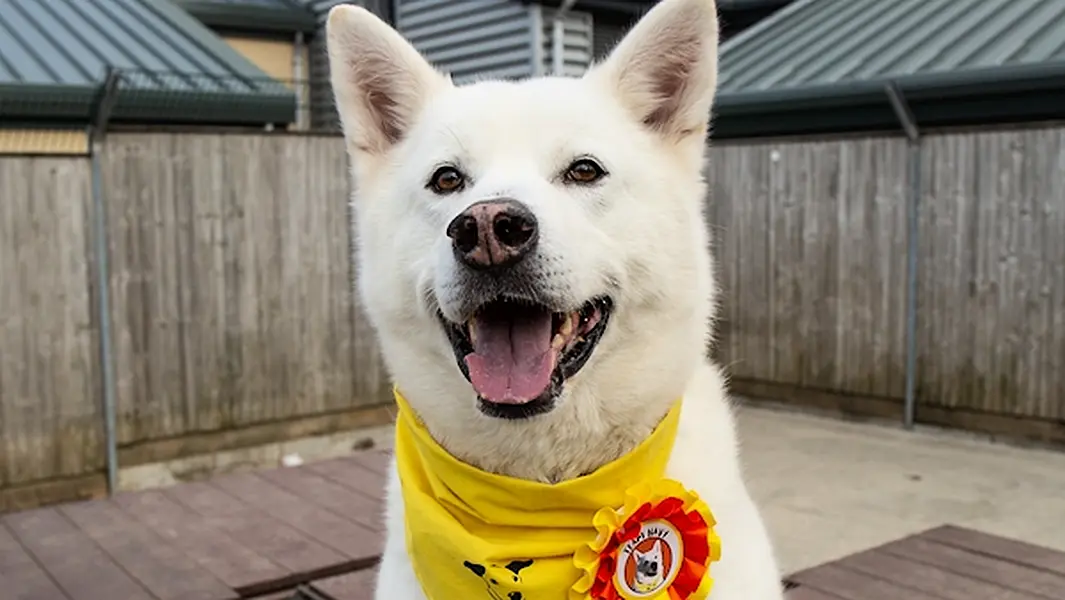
465;308;555;404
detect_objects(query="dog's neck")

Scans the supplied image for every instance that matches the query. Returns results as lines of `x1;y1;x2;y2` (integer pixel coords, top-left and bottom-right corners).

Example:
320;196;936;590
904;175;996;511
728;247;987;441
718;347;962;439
399;385;678;483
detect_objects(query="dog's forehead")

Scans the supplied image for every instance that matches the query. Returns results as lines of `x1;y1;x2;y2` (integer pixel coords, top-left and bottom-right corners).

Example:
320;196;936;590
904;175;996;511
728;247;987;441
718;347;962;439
414;77;624;159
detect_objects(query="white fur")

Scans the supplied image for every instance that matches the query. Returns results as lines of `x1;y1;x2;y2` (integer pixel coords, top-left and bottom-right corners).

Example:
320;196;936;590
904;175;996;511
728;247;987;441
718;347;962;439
326;0;783;598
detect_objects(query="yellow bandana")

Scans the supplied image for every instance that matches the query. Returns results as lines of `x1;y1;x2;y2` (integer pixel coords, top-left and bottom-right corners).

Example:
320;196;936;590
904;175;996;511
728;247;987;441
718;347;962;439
393;390;721;600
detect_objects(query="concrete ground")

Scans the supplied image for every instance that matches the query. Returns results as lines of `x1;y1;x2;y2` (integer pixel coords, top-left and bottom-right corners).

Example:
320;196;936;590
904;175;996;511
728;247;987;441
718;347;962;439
737;403;1065;575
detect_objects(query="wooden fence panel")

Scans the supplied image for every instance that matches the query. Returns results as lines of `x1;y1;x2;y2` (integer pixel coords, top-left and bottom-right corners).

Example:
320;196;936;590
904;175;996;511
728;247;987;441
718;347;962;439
0;157;102;486
917;129;1065;419
102;133;389;446
707;137;910;399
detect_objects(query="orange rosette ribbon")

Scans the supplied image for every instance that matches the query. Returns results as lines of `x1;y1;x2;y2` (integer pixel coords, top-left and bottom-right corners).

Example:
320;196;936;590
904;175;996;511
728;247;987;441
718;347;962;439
571;480;721;600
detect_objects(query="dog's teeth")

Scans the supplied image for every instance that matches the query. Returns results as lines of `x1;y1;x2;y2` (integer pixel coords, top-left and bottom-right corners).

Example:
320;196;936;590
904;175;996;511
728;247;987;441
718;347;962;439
468;320;478;344
560;313;575;337
552;333;566;349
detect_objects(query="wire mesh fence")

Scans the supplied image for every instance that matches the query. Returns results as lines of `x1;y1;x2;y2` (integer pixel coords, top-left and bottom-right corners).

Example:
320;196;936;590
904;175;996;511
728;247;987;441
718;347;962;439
0;68;342;155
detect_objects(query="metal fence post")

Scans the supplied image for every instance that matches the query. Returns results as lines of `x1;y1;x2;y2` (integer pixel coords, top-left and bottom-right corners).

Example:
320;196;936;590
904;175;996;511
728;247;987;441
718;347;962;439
885;81;921;430
89;67;123;494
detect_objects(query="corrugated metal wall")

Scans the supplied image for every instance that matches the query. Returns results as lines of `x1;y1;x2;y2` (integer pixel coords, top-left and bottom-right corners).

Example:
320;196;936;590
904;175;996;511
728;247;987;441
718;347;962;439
591;11;634;62
396;0;539;83
301;0;392;132
540;7;594;77
302;0;599;130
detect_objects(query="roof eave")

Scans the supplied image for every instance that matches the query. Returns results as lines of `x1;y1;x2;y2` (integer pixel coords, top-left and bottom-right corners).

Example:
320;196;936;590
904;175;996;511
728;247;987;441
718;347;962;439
178;2;318;34
0;83;297;127
525;0;789;15
716;61;1065;116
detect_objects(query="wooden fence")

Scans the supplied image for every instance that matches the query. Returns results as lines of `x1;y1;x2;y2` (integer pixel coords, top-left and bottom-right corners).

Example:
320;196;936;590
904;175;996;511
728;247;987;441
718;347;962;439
708;127;1065;433
915;130;1065;422
100;133;387;447
707;137;910;399
0;134;391;510
1;126;1063;508
0;158;102;490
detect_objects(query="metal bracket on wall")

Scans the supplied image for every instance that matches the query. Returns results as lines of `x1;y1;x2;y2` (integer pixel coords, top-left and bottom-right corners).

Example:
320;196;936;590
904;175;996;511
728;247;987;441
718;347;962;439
90;68;122;145
884;81;921;431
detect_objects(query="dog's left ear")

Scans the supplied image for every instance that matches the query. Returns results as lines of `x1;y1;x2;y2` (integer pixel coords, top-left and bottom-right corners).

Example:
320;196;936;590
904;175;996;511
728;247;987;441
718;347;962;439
585;0;719;142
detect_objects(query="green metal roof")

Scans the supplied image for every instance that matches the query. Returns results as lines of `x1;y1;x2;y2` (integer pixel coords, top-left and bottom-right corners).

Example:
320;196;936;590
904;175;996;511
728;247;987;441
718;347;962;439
0;0;296;126
714;0;1065;138
175;0;317;34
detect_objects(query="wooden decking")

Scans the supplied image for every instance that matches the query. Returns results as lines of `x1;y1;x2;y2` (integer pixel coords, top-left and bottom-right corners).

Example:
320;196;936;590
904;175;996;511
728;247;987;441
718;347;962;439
784;524;1065;600
0;450;389;600
2;448;1063;599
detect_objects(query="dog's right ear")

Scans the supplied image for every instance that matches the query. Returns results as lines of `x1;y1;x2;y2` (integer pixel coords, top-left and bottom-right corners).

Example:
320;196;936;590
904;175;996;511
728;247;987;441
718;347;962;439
326;6;451;160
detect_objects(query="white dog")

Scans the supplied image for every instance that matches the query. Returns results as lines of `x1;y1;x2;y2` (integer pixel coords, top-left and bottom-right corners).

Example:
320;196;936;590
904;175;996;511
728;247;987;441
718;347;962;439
326;0;783;598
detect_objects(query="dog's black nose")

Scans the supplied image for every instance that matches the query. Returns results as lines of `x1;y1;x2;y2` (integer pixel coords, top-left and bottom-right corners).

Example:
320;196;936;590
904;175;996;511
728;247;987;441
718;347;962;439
447;199;538;271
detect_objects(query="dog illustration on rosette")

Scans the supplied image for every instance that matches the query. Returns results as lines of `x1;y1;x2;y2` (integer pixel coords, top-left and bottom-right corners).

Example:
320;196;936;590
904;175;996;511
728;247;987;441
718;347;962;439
325;0;784;598
632;538;669;593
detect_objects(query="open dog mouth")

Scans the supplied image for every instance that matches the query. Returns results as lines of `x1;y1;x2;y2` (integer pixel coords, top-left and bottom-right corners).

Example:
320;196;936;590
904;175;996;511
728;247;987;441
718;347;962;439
440;296;613;419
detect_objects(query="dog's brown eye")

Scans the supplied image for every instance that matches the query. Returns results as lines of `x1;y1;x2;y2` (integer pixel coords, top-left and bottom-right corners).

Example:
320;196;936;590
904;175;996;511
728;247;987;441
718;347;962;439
564;158;606;184
429;166;465;194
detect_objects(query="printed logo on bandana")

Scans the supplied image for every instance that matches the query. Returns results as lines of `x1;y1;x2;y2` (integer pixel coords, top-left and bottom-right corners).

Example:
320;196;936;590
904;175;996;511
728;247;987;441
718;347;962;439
614;519;684;598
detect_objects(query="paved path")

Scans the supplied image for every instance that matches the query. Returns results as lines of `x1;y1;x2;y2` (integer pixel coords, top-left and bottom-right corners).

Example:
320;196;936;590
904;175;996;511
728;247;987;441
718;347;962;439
737;403;1065;574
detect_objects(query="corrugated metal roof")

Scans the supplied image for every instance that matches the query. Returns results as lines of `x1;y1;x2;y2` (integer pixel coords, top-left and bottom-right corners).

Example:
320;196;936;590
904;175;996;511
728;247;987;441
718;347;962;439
719;0;1065;100
0;0;296;125
530;0;789;16
175;0;317;33
713;0;1065;138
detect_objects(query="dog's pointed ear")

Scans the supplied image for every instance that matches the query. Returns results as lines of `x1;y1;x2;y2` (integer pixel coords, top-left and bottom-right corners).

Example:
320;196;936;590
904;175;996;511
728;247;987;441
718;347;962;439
585;0;719;141
326;5;451;159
